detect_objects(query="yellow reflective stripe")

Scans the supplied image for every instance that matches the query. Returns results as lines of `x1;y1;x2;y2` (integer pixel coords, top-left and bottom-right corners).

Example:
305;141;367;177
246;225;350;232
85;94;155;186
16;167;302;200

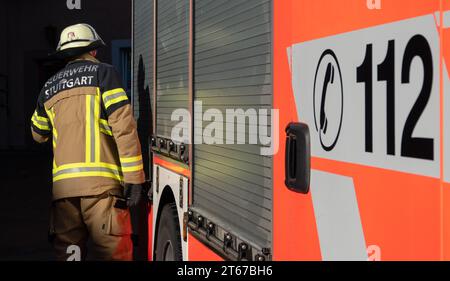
44;108;57;169
86;94;100;163
100;128;113;136
50;109;57;154
31;117;51;130
44;108;54;126
99;118;113;136
52;161;143;178
102;87;128;110
120;155;143;173
102;88;128;109
53;166;120;173
33;111;49;123
85;95;92;162
32;110;51;130
120;155;143;163
103;88;125;99
52;162;124;182
53;162;121;173
85;95;91;162
45;108;57;135
104;95;128;110
54;171;122;182
122;164;144;173
94;90;101;162
99;119;109;126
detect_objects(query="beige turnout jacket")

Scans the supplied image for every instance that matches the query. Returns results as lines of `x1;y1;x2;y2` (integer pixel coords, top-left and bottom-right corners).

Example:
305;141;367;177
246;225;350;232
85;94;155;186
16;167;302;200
31;56;145;200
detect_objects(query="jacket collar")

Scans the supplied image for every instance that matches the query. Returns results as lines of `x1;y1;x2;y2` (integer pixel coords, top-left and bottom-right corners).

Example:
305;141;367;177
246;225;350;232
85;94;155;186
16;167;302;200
67;54;100;65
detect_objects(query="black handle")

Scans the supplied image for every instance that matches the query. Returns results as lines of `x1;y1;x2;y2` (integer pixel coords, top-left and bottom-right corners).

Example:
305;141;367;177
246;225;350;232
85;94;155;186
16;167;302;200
285;122;311;194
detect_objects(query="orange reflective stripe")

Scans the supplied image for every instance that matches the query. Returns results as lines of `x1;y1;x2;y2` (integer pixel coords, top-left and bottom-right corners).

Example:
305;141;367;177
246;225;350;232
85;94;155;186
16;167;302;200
153;156;190;177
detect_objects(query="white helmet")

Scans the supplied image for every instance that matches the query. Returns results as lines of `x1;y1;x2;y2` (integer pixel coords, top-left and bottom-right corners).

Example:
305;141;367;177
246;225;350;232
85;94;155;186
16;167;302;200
52;23;105;59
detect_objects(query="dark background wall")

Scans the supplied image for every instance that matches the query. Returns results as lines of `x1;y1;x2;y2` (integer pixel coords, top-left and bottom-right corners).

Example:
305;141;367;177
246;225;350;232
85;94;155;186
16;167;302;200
0;0;132;260
0;0;131;149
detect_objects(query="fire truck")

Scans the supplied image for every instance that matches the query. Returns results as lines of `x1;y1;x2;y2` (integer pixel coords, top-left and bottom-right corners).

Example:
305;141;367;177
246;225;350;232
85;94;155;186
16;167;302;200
132;0;450;261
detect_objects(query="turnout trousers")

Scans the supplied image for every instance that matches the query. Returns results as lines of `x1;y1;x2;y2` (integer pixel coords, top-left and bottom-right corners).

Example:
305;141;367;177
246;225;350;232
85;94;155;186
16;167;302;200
49;189;133;261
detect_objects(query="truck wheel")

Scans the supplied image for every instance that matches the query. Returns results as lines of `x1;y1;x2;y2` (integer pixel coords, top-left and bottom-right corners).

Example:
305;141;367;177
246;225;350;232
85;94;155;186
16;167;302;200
155;203;182;261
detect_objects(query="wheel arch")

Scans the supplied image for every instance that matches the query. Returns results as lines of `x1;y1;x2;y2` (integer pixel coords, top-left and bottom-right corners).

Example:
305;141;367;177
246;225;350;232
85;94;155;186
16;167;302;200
153;185;180;260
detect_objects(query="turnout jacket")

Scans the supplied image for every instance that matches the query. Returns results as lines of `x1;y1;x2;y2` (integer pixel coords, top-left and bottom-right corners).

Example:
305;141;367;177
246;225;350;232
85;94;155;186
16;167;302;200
31;57;145;200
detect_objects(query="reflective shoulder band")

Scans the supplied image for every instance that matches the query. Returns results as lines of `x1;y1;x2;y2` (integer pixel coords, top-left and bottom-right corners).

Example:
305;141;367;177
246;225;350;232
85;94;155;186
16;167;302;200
102;88;128;110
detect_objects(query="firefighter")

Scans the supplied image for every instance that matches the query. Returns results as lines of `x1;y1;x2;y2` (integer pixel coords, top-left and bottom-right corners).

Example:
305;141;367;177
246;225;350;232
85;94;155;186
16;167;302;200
30;23;145;261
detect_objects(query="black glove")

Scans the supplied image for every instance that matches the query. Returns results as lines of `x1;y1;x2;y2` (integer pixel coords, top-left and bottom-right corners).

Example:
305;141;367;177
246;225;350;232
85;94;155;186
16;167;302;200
124;184;143;207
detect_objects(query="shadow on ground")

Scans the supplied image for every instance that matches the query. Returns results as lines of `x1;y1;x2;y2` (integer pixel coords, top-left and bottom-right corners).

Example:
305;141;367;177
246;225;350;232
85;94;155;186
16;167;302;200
0;148;54;260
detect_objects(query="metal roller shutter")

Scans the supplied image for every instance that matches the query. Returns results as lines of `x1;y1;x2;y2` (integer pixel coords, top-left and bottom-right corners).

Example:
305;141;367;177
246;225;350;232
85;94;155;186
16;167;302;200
156;0;189;138
192;0;273;249
133;0;153;178
133;0;153;121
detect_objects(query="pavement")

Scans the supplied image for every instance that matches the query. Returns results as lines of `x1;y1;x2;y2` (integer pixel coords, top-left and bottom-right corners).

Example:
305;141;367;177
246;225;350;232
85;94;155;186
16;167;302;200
0;148;54;260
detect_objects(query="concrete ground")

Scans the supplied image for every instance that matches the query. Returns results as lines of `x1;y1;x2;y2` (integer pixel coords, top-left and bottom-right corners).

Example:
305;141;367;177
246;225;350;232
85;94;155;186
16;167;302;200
0;148;54;260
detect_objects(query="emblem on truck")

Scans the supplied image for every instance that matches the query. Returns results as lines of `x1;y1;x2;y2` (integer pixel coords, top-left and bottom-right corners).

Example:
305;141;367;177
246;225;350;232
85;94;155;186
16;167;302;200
313;49;344;151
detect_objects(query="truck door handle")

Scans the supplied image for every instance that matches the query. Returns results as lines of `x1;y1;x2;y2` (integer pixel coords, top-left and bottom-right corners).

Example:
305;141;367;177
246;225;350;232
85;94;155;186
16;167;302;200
285;122;311;194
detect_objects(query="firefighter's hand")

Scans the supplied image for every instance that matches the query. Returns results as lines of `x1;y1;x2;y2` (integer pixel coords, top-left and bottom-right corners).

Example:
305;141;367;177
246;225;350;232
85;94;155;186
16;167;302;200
124;184;143;207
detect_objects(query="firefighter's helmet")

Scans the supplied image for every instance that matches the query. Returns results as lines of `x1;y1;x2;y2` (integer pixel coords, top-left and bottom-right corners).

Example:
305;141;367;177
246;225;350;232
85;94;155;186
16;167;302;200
51;23;106;59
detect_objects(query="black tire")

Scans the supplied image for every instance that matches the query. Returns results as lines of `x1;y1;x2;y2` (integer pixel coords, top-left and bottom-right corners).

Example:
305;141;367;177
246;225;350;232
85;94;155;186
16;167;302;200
155;203;182;261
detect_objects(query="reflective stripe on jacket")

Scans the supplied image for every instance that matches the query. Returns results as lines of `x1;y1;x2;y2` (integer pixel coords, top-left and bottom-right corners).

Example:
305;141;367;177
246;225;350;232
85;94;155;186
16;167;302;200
31;56;145;200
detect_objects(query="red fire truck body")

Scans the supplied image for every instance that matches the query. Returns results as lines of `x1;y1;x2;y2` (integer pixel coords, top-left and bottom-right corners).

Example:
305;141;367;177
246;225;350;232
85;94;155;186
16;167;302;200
131;0;450;261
